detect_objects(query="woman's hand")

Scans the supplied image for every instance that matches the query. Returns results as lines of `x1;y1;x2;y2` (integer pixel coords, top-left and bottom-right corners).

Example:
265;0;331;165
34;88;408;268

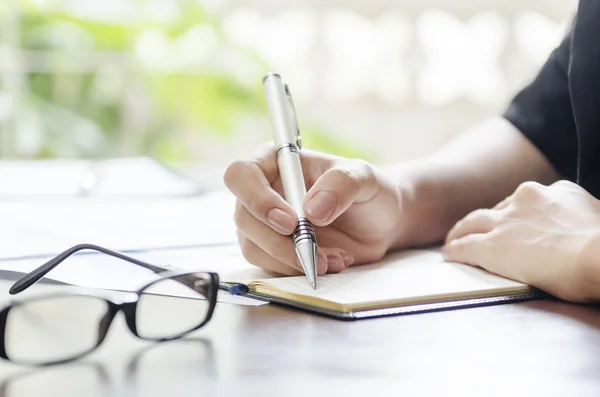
443;180;600;303
223;143;406;276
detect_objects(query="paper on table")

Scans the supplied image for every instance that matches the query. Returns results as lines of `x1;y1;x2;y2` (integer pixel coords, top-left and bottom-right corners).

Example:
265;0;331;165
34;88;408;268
0;245;268;306
0;157;202;198
257;249;527;304
0;157;265;306
0;189;238;261
74;157;203;197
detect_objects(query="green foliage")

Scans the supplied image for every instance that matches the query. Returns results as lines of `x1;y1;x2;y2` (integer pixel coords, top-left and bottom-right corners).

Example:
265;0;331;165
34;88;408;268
22;13;129;50
148;73;259;136
3;0;364;161
301;124;374;162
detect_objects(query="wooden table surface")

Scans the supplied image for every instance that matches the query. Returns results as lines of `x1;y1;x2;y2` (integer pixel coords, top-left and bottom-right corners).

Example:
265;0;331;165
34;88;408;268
0;278;599;397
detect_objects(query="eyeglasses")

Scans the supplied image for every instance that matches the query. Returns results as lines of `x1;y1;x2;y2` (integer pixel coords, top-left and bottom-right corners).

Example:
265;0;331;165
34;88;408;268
0;244;219;366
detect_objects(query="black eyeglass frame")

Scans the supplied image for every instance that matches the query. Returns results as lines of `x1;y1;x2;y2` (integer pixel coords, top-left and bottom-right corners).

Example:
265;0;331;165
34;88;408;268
1;244;220;366
9;243;178;295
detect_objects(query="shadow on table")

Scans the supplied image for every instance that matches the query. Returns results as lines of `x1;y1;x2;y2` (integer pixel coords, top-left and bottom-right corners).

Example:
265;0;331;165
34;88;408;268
125;337;216;382
0;362;111;397
520;297;600;330
0;338;215;397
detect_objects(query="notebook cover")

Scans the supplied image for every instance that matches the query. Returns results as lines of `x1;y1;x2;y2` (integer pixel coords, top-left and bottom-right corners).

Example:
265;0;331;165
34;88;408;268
219;283;544;320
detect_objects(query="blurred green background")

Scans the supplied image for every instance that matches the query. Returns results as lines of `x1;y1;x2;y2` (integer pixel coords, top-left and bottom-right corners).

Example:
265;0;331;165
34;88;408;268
0;0;371;162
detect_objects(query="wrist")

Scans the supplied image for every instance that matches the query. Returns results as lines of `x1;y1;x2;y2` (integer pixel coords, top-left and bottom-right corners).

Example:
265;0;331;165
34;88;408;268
381;162;434;250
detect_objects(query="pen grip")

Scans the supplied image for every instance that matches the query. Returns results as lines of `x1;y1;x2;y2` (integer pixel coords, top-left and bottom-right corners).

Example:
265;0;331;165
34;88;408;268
277;149;306;217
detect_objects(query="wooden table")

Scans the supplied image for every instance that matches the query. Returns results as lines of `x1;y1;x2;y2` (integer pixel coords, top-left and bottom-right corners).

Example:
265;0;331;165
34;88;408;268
0;278;599;397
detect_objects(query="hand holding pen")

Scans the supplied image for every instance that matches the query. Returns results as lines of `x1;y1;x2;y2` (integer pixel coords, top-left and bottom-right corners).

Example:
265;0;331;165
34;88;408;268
224;73;403;282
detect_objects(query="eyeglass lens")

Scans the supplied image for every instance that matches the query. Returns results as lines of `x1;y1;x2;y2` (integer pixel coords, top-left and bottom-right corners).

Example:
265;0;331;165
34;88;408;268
3;272;213;365
5;295;109;364
135;273;212;340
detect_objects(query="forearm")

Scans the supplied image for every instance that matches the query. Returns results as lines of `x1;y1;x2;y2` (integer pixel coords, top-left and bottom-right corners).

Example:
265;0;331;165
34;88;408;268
387;117;560;248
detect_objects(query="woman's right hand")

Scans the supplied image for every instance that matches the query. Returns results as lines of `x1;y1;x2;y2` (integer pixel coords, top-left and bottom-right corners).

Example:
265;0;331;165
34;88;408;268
223;143;409;276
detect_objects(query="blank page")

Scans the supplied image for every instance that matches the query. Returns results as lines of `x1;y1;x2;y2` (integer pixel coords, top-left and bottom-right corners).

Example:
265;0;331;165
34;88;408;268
259;249;528;305
0;189;237;260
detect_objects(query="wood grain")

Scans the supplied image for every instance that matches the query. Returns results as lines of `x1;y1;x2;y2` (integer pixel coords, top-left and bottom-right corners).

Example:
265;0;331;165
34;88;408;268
0;280;599;397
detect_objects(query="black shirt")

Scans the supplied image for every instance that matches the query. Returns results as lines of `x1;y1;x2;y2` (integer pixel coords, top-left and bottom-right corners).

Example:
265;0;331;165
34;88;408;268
503;1;600;197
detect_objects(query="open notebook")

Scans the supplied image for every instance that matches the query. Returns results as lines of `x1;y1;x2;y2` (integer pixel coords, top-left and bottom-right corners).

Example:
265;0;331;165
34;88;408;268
220;249;541;319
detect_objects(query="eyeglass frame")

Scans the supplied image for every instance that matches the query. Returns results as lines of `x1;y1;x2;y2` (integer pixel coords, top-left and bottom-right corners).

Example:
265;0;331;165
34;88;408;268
0;243;220;366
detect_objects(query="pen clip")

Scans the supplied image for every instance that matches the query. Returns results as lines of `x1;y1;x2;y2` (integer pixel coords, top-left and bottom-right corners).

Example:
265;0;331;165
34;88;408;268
284;84;302;149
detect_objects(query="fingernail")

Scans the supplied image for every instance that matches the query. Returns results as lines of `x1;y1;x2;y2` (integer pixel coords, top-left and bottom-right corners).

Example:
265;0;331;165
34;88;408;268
341;253;354;267
267;209;296;234
305;191;336;221
327;255;344;269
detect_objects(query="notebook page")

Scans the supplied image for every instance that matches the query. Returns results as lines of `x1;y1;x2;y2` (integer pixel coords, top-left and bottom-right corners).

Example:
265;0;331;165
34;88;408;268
260;249;527;305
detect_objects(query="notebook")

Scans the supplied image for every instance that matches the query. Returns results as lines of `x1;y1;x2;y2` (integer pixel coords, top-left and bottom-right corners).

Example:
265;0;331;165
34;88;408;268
220;248;542;320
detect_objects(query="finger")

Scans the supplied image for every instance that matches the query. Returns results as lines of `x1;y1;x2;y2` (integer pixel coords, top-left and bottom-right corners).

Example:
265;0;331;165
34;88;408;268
236;200;347;276
493;195;513;211
445;209;499;244
325;254;345;273
321;247;354;273
303;159;380;226
239;232;328;276
236;199;352;273
326;248;354;273
442;233;489;268
225;143;297;235
235;203;300;270
238;233;302;276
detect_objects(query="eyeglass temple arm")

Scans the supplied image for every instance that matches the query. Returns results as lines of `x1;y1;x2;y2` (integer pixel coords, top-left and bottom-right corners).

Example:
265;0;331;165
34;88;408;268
9;244;169;295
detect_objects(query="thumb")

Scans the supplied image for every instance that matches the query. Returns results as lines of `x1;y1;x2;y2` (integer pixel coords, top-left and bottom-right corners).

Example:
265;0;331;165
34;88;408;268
303;159;379;226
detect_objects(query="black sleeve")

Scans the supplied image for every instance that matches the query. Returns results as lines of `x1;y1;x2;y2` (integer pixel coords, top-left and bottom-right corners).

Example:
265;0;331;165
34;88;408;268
502;29;579;181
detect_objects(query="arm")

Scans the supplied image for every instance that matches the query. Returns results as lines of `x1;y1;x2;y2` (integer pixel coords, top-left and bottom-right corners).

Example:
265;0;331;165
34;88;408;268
411;23;600;302
389;117;559;248
389;28;576;249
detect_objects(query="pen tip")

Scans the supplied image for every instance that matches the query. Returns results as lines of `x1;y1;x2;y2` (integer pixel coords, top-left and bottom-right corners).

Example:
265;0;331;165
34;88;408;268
312;282;316;290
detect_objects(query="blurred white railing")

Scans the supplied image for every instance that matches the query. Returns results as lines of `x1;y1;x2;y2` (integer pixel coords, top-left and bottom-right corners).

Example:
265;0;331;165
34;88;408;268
0;0;578;166
214;0;577;164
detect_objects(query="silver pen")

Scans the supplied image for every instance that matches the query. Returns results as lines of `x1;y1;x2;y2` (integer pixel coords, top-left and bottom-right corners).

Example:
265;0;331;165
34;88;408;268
262;73;318;289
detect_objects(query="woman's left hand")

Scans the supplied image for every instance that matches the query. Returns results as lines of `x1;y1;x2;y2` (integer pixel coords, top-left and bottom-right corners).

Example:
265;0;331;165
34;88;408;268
442;180;600;303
